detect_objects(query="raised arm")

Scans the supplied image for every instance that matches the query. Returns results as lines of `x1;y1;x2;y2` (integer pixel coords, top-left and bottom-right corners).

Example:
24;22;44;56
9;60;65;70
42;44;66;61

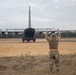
45;29;51;42
57;29;61;41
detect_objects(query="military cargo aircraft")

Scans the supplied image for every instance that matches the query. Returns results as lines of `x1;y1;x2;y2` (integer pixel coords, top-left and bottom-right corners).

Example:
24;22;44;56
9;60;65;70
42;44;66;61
22;6;55;42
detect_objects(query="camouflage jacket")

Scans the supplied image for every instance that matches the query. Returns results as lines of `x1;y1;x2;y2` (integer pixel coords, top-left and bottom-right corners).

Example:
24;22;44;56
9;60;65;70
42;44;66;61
45;31;61;49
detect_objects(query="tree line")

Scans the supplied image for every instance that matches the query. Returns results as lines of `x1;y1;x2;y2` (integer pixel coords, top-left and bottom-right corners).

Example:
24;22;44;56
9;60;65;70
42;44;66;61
0;31;76;38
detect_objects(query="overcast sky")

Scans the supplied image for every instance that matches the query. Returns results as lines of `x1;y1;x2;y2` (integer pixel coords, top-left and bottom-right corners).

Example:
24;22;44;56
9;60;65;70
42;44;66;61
0;0;76;30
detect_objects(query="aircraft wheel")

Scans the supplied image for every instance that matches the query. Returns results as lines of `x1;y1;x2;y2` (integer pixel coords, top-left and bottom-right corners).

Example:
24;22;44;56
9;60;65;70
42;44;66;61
22;39;25;42
33;39;36;42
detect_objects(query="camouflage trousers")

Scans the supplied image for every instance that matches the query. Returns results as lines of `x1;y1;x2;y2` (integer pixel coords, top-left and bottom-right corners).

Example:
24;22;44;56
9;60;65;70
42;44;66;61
49;50;59;72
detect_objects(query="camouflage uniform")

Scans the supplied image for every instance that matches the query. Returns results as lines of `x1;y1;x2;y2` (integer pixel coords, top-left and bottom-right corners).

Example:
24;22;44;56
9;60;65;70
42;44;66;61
49;50;59;72
45;31;61;73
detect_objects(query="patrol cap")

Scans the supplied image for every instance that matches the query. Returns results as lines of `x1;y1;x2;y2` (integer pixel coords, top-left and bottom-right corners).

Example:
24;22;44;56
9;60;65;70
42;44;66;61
51;32;57;37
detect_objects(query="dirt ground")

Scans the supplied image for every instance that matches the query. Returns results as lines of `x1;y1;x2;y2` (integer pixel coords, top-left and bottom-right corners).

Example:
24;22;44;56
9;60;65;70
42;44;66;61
0;38;76;57
0;38;76;75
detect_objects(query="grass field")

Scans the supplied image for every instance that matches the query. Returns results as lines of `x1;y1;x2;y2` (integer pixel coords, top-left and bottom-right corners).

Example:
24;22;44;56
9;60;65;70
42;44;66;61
0;54;76;75
0;38;76;75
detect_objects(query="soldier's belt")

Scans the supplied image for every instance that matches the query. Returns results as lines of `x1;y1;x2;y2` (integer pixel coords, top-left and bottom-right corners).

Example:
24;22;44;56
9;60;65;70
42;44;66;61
50;48;57;49
49;48;58;51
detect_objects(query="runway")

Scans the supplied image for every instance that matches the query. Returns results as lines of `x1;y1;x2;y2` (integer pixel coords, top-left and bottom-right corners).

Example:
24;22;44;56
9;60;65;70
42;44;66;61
0;38;76;57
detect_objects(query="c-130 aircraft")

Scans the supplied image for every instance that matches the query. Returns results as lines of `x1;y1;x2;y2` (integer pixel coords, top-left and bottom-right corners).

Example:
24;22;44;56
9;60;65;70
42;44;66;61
22;6;55;42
